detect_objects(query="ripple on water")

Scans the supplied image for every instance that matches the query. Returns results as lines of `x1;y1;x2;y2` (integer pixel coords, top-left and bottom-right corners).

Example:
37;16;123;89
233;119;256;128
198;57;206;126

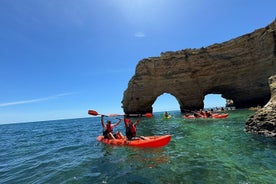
0;112;275;184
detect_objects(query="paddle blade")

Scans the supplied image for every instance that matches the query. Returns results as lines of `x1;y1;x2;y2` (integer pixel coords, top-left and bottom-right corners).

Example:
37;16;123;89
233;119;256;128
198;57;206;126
144;113;153;118
88;110;99;116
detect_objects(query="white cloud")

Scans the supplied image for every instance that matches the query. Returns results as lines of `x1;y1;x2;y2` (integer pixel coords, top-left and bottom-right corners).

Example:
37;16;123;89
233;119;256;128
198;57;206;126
0;93;74;107
134;32;145;38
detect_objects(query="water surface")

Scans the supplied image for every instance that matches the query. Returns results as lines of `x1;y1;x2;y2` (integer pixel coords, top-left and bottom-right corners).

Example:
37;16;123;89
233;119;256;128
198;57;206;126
0;110;275;183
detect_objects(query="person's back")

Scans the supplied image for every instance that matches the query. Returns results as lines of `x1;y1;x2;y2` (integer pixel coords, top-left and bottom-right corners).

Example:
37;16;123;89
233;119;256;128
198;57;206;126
124;115;141;140
205;111;211;118
126;123;136;140
194;113;199;118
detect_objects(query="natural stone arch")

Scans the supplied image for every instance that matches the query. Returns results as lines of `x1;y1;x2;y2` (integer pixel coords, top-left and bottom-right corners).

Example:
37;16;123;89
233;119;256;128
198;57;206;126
122;19;276;114
152;92;183;112
152;93;181;111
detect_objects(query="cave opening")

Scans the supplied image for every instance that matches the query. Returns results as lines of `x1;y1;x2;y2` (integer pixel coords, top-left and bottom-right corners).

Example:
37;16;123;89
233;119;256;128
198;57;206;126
203;94;227;109
152;93;179;112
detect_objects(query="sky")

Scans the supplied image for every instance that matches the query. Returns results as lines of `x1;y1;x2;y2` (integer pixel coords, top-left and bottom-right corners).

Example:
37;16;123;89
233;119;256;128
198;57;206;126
0;0;275;124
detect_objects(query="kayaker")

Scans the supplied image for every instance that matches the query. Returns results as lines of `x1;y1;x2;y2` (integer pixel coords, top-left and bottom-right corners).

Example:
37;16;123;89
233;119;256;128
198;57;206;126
198;109;205;117
193;113;201;118
204;110;212;118
124;114;141;140
164;111;170;118
101;115;123;139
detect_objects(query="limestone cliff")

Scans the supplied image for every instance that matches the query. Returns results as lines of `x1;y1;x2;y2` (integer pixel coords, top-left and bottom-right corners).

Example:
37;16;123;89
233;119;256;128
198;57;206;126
245;75;276;137
122;19;276;114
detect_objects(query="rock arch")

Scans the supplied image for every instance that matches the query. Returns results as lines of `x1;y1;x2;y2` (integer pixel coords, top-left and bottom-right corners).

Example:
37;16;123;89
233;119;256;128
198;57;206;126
152;93;180;111
122;19;276;114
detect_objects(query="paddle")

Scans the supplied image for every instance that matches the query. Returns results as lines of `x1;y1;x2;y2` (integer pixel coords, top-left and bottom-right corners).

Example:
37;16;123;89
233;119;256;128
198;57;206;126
88;110;107;116
119;113;153;118
144;113;153;118
88;110;153;118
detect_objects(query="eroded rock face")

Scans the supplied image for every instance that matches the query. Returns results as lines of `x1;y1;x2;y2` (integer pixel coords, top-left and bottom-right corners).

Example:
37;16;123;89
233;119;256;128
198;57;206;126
245;75;276;137
122;19;276;114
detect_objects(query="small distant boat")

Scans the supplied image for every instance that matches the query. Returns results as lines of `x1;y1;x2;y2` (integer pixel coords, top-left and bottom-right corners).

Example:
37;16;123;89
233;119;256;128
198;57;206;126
249;107;261;111
97;135;171;148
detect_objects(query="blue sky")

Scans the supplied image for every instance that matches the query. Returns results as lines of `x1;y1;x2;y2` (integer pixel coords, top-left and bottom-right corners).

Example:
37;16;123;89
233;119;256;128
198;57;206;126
0;0;275;124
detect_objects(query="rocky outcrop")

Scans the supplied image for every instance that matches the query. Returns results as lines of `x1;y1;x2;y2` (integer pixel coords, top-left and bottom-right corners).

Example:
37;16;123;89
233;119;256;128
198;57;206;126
245;75;276;137
122;19;276;114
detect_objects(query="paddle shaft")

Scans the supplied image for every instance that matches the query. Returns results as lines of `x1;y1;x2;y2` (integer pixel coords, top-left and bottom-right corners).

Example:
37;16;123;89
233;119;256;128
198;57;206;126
88;110;152;118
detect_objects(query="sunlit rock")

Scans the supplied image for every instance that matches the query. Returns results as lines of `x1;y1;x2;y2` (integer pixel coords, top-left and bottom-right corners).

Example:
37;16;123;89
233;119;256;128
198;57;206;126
245;75;276;137
122;19;276;114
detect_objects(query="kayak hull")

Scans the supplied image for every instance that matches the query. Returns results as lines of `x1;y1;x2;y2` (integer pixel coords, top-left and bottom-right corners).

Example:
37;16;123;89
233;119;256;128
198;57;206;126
183;113;229;119
211;113;229;118
97;135;171;148
163;115;172;119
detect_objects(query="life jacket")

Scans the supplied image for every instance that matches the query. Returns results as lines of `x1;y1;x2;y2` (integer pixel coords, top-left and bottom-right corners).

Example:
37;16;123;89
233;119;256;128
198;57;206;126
126;124;136;139
103;124;113;137
106;124;113;132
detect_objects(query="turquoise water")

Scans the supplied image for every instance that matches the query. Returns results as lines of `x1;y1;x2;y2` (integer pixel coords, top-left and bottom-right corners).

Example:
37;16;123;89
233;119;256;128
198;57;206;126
0;109;275;184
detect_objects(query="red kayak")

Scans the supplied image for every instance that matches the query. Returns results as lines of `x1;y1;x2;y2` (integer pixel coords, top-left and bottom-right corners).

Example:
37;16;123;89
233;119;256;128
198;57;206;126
211;113;229;118
97;135;171;148
183;113;229;119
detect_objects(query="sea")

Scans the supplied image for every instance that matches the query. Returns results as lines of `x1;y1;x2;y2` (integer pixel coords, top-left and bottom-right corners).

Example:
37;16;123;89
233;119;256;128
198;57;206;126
0;109;275;184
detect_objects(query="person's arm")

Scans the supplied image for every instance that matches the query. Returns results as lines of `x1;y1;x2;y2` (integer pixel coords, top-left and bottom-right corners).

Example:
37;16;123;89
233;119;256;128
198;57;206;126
101;115;105;128
124;115;128;128
134;115;141;126
113;118;122;127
